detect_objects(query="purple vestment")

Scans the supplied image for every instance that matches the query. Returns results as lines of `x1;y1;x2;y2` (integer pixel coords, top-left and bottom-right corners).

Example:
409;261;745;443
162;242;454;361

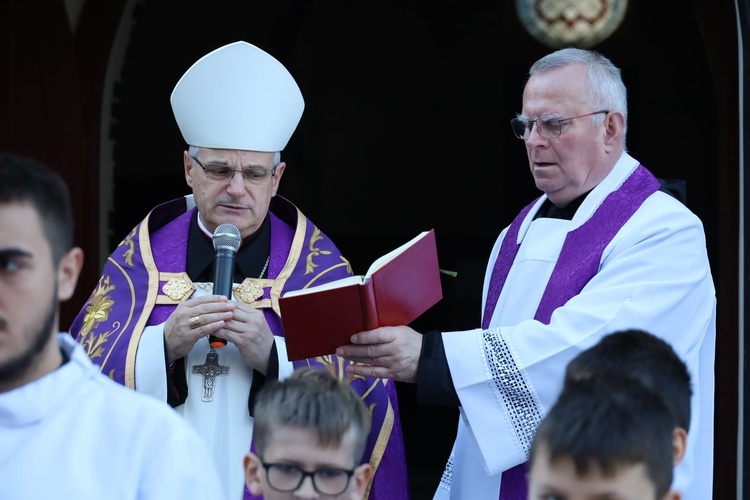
71;195;409;500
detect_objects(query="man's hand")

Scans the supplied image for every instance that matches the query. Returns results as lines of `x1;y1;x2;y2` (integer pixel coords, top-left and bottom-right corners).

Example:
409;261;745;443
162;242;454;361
164;295;234;363
218;301;275;375
335;326;422;383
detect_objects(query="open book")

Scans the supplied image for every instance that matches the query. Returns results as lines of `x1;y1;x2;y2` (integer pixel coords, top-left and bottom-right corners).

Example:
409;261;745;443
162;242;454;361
279;229;442;361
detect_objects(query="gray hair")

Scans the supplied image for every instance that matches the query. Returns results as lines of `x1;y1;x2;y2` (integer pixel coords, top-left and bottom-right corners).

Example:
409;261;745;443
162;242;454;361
529;48;628;145
188;145;281;167
252;367;372;464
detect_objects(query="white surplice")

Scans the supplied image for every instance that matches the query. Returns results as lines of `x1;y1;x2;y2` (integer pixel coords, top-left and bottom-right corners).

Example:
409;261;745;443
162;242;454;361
434;153;716;500
136;285;295;500
0;333;224;499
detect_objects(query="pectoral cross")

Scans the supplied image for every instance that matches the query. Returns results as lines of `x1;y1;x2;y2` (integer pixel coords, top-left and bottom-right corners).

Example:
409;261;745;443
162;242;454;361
192;349;229;402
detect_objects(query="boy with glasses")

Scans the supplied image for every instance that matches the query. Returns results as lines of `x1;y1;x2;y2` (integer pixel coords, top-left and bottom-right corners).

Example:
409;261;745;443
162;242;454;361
244;367;373;499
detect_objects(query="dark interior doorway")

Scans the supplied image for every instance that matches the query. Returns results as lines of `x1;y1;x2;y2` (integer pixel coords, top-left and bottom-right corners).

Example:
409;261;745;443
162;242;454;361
1;0;734;497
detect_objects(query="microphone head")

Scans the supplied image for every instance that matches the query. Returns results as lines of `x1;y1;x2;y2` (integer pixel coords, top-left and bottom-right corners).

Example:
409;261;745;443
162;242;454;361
213;223;242;252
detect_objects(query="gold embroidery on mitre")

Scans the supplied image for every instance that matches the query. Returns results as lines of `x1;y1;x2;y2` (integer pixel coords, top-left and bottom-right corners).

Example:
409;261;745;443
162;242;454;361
236;278;264;303
162;274;196;301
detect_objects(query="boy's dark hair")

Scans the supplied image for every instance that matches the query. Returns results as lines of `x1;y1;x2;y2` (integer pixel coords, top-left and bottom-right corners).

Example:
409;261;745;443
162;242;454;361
530;374;674;497
253;367;372;464
0;153;74;262
565;328;692;431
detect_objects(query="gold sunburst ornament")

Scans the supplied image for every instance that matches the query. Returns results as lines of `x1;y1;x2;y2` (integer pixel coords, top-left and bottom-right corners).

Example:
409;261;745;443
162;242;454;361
162;274;196;301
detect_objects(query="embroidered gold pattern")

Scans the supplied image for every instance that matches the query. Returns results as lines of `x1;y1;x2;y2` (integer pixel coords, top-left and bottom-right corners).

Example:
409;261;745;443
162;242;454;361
162;274;196;301
80;276;115;335
78;275;117;360
304;227;332;275
235;278;264;303
82;327;116;361
341;255;353;275
318;355;366;385
118;228;136;266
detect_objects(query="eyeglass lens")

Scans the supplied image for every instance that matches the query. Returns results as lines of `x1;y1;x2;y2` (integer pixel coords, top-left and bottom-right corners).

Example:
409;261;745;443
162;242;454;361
203;164;273;184
510;117;565;140
191;156;274;184
510;110;608;140
266;463;352;495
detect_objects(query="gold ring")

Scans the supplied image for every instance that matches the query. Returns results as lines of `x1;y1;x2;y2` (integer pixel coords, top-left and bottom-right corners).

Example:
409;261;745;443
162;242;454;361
189;315;201;329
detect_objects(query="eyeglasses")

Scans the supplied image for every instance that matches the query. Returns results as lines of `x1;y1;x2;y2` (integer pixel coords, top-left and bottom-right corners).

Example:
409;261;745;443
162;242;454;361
261;462;355;496
191;156;276;185
510;110;609;140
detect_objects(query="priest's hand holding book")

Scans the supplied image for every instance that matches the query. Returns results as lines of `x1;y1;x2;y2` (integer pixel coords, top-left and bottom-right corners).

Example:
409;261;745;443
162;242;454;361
336;326;424;382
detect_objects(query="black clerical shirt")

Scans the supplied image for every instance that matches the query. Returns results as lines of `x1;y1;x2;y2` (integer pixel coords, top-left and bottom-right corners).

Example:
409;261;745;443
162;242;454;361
166;210;278;414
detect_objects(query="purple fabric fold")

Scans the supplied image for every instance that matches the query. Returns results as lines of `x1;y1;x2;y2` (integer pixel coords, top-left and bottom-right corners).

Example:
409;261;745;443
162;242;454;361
69;196;409;500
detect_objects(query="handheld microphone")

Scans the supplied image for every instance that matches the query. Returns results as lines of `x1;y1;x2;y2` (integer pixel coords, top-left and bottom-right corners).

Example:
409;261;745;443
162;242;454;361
210;223;242;349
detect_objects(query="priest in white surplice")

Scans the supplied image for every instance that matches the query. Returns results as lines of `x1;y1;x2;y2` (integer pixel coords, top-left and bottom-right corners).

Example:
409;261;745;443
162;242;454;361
337;48;716;500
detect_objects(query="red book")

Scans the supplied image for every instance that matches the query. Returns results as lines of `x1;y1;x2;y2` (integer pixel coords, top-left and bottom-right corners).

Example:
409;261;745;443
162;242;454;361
279;229;443;361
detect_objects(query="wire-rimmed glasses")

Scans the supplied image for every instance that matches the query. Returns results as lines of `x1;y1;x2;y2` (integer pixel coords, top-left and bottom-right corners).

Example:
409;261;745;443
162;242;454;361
191;156;276;185
261;462;355;496
510;110;609;140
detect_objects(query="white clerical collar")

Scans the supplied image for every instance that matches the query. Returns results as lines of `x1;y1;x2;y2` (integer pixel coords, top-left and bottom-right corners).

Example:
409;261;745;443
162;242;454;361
196;212;214;240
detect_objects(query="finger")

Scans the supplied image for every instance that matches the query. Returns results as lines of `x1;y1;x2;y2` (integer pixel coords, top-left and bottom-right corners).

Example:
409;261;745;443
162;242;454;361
349;330;379;344
352;343;394;360
203;310;234;326
345;362;390;380
185;313;229;335
188;314;202;330
184;294;224;307
201;299;236;313
336;348;385;367
336;345;371;359
220;315;251;334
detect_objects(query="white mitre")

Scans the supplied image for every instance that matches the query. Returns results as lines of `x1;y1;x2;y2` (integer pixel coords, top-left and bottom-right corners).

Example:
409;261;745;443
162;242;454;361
170;41;304;152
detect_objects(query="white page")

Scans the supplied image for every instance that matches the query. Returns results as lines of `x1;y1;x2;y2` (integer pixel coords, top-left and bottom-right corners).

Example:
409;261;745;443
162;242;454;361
281;275;365;298
281;230;429;298
366;230;429;275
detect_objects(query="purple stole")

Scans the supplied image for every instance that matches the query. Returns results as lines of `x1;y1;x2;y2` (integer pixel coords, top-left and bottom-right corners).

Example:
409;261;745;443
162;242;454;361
481;166;660;499
70;196;409;500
